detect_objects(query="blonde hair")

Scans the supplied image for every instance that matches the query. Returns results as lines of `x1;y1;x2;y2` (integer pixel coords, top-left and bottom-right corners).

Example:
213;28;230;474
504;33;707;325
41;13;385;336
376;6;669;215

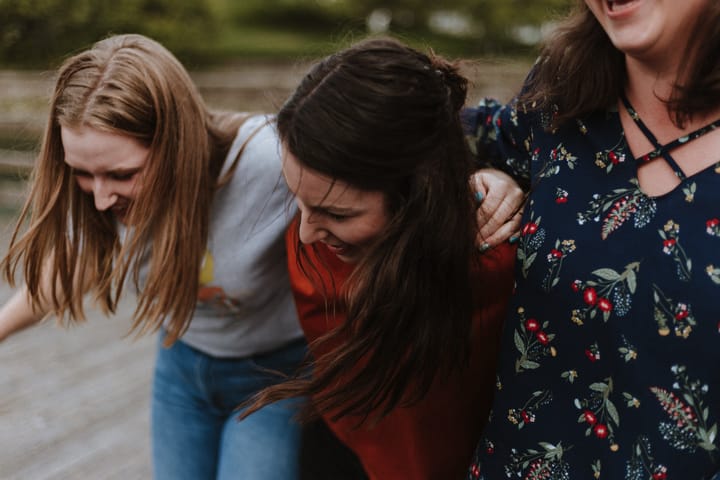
2;34;248;344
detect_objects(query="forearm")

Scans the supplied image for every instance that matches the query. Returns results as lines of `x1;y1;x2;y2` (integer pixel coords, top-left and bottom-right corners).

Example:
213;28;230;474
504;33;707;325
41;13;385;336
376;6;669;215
463;100;532;191
0;287;47;342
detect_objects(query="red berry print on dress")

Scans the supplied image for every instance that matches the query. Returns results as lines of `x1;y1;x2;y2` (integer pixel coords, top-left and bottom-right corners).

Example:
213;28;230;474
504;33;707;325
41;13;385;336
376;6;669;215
570;262;640;324
507;390;552;430
554;187;569;204
652;284;696;338
704;218;720;285
659;220;692;282
518;201;546;279
512;307;557;373
574;377;621;451
536;143;577;180
542;239;576;292
593;134;627;173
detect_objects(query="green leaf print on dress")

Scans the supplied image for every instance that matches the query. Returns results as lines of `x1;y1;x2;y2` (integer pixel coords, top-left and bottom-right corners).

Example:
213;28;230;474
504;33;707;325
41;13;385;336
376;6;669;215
577;179;656;240
659;220;692;282
535;143;578;179
570;262;640;324
625;436;668;480
705;218;720;285
574;377;621;451
593;133;628;174
512;307;557;373
652;284;696;338
507;390;552;430
505;442;571;480
518;203;545;279
651;365;718;457
542;239;576;292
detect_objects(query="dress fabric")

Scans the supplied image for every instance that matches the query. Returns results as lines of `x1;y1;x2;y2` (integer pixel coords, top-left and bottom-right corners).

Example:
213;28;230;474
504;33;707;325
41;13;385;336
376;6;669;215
462;98;720;479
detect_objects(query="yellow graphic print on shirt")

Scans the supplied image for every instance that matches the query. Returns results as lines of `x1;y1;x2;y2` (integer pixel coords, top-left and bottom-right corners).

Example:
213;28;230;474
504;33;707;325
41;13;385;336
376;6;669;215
197;250;240;312
199;249;214;286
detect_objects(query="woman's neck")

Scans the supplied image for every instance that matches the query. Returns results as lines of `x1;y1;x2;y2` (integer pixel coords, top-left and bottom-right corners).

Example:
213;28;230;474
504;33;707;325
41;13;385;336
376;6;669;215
624;56;720;138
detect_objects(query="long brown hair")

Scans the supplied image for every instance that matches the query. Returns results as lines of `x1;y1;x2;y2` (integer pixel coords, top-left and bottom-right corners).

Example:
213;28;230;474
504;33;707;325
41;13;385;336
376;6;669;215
522;0;720;127
1;34;248;344
249;37;479;423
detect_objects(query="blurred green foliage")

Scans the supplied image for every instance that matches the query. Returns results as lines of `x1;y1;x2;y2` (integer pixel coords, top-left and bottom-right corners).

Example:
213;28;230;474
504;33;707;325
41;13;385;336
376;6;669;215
0;0;216;67
0;0;573;68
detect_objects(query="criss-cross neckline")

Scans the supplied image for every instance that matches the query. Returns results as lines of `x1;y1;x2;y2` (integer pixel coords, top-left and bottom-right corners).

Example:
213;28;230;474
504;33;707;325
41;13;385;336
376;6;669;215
620;94;720;181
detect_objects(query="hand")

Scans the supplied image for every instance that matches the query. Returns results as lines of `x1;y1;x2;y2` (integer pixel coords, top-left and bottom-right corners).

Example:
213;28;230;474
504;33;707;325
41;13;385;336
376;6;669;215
471;168;526;250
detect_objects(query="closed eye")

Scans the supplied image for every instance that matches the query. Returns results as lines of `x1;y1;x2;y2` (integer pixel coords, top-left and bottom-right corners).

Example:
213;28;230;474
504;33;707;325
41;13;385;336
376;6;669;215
108;171;138;181
70;168;139;181
71;168;91;178
326;212;349;221
308;205;357;222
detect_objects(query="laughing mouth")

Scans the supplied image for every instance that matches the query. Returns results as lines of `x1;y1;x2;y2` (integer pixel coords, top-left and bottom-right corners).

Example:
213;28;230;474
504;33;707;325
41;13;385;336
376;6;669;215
325;242;350;254
111;204;130;219
607;0;639;12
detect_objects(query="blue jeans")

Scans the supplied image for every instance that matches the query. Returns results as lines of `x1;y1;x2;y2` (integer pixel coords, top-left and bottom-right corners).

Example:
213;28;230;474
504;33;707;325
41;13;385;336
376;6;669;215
151;333;307;480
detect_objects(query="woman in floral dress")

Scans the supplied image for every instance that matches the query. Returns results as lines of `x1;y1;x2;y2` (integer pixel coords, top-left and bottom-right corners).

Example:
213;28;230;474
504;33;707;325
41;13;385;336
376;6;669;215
463;0;720;478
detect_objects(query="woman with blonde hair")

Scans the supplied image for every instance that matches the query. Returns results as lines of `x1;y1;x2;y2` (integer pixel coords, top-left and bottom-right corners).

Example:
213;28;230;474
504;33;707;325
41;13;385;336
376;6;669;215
0;34;305;479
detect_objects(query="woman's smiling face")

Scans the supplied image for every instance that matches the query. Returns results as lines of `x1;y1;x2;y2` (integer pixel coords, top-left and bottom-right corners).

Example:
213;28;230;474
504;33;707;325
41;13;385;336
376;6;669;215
61;125;148;223
584;0;707;66
282;149;390;264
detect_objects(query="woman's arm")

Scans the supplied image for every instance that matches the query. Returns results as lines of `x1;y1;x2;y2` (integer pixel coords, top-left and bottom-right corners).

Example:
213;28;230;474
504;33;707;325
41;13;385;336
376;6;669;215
0;286;47;342
0;253;92;342
463;99;534;248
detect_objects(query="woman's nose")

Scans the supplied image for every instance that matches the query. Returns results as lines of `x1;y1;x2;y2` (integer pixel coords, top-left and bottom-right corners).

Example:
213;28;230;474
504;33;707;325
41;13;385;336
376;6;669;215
297;210;325;245
92;178;118;211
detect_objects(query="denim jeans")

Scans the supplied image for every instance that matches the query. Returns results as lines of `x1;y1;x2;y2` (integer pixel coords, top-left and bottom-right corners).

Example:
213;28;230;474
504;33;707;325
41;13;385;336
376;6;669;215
151;333;307;480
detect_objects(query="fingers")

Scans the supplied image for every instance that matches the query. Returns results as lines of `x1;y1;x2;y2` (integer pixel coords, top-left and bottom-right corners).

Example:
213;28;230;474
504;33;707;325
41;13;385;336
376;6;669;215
479;191;523;236
477;209;523;249
471;167;526;251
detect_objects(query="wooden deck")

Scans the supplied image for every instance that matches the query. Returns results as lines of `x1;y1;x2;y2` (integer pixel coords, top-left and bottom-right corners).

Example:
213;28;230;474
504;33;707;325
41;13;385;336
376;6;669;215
0;300;155;479
0;200;155;479
0;228;155;479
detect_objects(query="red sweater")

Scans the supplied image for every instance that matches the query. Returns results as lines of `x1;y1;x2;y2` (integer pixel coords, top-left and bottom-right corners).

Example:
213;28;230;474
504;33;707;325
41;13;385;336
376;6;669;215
287;221;515;480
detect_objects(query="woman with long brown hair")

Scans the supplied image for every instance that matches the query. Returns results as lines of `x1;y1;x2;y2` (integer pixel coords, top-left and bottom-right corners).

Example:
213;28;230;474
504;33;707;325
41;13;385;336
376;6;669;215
464;0;720;478
246;37;517;479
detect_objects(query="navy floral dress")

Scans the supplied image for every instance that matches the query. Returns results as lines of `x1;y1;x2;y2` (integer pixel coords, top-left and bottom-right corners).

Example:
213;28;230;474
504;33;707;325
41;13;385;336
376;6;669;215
462;96;720;479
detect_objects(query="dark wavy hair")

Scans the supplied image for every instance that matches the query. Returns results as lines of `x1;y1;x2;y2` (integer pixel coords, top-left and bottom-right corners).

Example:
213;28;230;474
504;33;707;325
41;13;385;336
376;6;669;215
522;0;720;127
249;36;478;422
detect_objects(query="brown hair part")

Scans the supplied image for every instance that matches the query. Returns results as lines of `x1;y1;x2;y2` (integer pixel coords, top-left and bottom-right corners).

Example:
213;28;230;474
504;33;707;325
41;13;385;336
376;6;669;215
1;34;248;343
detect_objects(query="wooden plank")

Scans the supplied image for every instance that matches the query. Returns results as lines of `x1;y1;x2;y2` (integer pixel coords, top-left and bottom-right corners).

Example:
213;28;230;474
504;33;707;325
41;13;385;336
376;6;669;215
0;217;155;479
0;299;155;479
